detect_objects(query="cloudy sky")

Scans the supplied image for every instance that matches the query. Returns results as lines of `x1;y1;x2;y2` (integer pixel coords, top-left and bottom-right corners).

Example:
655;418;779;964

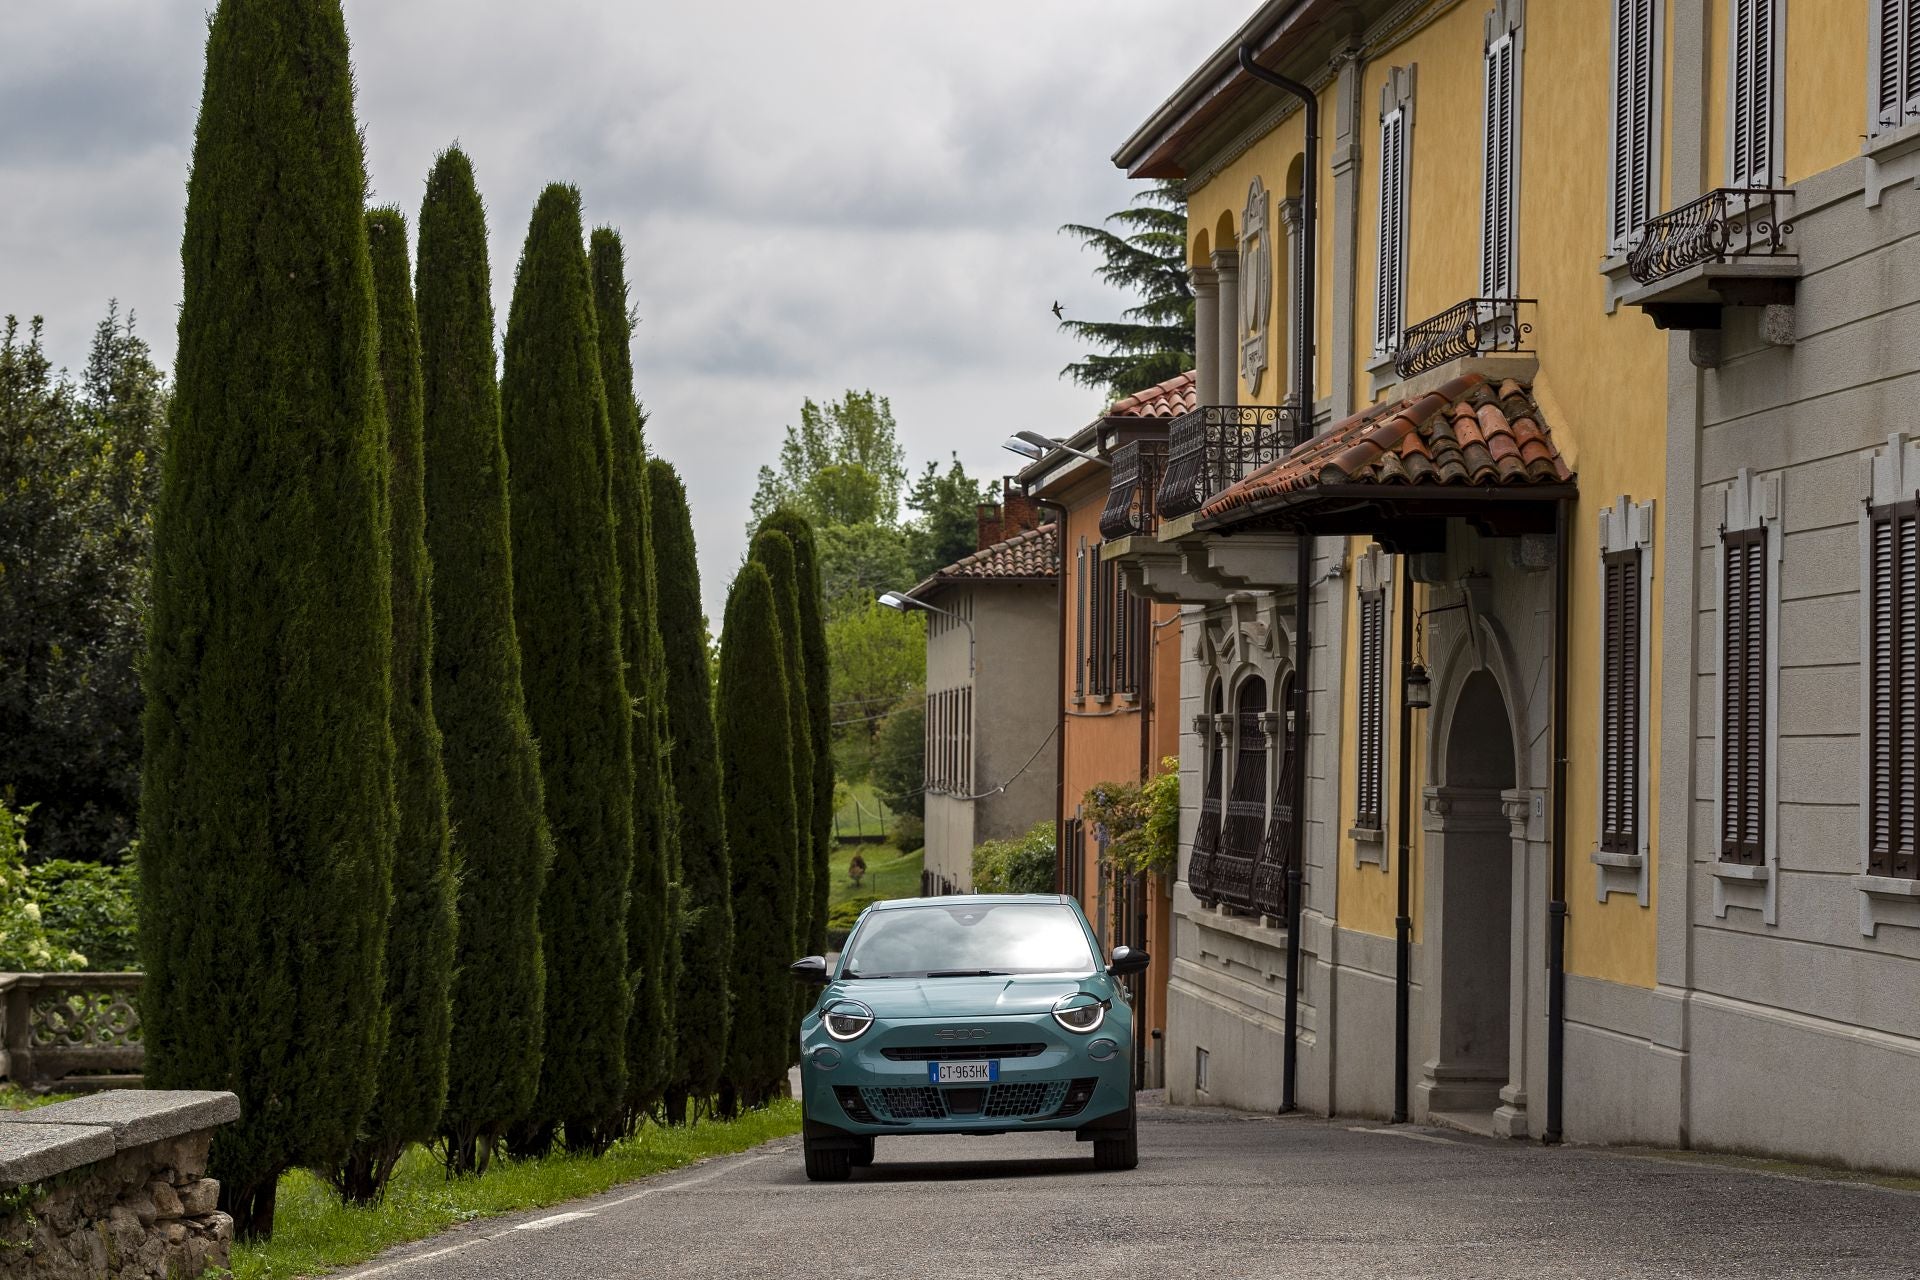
0;0;1247;622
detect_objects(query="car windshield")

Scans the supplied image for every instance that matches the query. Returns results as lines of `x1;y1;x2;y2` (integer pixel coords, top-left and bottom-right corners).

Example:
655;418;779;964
841;902;1095;979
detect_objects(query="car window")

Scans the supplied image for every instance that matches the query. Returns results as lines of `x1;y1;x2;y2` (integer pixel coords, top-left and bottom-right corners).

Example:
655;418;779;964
842;902;1095;978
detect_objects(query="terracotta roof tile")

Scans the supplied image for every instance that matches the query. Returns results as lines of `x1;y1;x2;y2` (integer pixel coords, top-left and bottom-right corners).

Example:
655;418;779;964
906;522;1060;600
1108;370;1197;419
1198;375;1571;523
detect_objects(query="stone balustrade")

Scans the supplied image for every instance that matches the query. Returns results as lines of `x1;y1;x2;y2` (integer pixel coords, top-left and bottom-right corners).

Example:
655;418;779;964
0;976;145;1097
0;1091;237;1280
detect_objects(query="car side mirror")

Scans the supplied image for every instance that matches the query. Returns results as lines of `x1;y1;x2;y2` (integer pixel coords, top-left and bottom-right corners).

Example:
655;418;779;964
1108;946;1150;976
790;955;831;985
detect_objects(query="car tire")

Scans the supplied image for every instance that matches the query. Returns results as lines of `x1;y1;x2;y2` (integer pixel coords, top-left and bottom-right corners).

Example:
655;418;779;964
849;1136;875;1168
1092;1112;1138;1172
804;1137;853;1182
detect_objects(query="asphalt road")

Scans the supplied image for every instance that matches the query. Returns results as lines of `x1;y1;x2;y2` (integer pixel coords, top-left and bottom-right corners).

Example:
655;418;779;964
334;1099;1920;1279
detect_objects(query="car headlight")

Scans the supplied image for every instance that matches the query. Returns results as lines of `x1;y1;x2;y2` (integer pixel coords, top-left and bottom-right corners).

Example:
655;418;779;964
1052;992;1109;1034
822;999;874;1042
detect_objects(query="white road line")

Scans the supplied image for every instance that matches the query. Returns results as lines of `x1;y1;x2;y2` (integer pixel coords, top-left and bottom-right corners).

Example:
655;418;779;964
1346;1125;1459;1146
344;1147;784;1277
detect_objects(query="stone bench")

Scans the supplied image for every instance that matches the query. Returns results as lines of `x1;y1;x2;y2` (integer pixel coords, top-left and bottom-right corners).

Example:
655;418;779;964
0;1091;238;1280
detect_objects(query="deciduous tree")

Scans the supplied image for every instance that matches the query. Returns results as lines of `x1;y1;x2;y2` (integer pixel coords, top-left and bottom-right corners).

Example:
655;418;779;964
141;0;393;1238
502;184;634;1155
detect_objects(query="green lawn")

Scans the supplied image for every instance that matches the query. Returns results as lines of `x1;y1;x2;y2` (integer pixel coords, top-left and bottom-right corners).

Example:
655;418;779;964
0;1086;77;1111
828;842;922;908
231;1101;800;1279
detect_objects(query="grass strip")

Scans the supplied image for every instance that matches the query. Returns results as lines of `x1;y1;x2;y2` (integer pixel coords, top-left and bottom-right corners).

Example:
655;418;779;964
0;1087;79;1111
231;1100;800;1279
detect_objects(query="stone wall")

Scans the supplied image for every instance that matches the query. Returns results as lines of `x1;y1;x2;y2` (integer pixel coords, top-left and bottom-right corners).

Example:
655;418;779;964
0;1092;237;1280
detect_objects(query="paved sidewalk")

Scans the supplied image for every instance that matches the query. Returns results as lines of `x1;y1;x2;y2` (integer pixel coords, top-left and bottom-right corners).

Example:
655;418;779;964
333;1099;1920;1278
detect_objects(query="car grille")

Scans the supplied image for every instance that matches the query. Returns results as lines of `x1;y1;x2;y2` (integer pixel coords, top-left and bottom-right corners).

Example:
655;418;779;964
858;1081;1074;1122
880;1043;1047;1062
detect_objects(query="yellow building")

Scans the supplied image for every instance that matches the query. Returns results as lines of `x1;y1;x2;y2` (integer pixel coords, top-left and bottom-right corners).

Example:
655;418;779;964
1101;0;1920;1170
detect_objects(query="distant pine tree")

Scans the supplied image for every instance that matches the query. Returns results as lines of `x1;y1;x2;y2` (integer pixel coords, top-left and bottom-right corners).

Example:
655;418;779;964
590;227;676;1124
330;207;458;1205
502;184;635;1156
650;461;732;1123
417;147;553;1177
748;529;811;1031
141;0;393;1239
757;510;831;957
1058;180;1196;399
716;562;796;1110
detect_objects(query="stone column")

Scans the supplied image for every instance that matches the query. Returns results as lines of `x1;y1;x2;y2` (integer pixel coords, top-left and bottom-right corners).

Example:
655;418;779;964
1279;197;1303;408
1212;248;1240;406
1190;266;1220;406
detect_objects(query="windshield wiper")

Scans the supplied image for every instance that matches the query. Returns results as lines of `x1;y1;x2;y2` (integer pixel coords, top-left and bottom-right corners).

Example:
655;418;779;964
925;969;1008;978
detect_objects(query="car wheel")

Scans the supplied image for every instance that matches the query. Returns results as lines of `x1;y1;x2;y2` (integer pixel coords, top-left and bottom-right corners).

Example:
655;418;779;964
849;1136;875;1168
803;1136;852;1182
1092;1111;1138;1172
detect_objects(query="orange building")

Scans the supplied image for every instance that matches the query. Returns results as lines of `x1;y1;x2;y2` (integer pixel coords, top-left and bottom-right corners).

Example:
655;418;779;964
1016;373;1190;1088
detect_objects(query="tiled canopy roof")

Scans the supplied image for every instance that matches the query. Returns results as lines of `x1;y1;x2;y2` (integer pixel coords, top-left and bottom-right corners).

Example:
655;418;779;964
1198;374;1571;525
906;522;1059;601
1110;370;1198;419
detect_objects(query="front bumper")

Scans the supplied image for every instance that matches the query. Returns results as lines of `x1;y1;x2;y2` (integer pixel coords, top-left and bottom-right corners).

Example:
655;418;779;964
798;1009;1133;1137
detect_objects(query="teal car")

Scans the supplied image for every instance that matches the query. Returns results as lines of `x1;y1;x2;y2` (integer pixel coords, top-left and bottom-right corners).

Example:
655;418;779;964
790;893;1148;1182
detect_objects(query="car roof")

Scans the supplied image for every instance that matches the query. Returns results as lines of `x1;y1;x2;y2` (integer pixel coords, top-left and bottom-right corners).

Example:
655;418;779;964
866;893;1071;911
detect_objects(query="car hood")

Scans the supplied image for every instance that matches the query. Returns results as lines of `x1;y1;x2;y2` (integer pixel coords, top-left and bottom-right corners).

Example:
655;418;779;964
827;974;1094;1019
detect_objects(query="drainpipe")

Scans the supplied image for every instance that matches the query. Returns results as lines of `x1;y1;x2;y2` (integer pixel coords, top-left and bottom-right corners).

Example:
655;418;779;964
1237;44;1316;1115
1546;496;1571;1144
1032;494;1072;891
1393;569;1415;1123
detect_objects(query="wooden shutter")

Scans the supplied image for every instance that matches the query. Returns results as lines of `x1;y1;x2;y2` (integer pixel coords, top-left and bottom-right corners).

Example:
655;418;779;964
1875;0;1920;133
1074;538;1087;699
1720;529;1767;865
1481;28;1519;298
1375;106;1408;353
1609;0;1658;249
1601;551;1643;854
1869;502;1919;878
1730;0;1777;187
1356;591;1386;830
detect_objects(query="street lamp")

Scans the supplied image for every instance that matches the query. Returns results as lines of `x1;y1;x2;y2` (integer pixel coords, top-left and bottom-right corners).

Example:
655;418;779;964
879;590;975;678
1000;430;1106;465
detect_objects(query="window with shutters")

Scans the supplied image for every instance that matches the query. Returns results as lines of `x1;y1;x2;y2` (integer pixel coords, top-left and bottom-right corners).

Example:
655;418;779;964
1867;501;1918;880
1373;67;1415;357
1480;4;1523;299
1074;538;1088;700
1600;550;1644;856
1872;0;1920;136
1728;0;1780;187
1355;590;1387;831
1720;528;1768;865
1607;0;1662;252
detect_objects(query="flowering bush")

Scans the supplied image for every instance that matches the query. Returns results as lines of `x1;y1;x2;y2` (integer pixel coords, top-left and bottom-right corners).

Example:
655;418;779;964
1083;757;1180;878
972;822;1057;895
0;804;88;971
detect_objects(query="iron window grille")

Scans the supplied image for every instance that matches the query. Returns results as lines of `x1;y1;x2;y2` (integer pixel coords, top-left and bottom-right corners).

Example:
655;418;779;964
1155;403;1300;520
1254;728;1295;922
1868;501;1919;880
1720;527;1768;865
1099;440;1169;540
1189;703;1226;901
1600;549;1644;856
1355;590;1388;831
1393;297;1535;380
1625;186;1794;285
1213;707;1270;912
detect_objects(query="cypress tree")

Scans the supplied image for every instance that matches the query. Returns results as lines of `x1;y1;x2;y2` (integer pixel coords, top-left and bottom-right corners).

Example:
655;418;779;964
590;228;676;1123
141;0;393;1238
650;461;732;1123
716;562;796;1110
503;184;634;1155
331;208;459;1205
748;530;812;1039
417;147;553;1176
758;510;832;956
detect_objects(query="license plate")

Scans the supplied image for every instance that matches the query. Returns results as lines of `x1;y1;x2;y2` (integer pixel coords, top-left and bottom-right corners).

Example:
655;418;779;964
930;1060;998;1084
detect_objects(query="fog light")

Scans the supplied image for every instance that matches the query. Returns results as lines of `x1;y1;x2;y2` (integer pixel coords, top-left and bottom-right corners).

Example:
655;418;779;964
1088;1038;1120;1062
810;1045;842;1069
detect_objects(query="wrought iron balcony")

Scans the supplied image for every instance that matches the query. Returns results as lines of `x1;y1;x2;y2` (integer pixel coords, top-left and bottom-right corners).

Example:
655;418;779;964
1393;297;1536;380
1155;403;1300;521
1098;439;1169;540
1627;186;1794;285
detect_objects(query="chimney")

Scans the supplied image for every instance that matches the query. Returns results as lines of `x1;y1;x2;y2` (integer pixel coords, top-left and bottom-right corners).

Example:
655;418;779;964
976;478;1045;550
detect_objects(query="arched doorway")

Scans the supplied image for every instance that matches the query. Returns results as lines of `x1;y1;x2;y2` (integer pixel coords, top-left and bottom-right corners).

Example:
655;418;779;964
1421;669;1517;1126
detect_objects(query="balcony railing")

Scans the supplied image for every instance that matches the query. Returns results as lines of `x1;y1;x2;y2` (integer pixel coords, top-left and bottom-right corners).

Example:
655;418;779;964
1098;439;1169;540
0;972;144;1094
1627;186;1794;286
1393;297;1536;380
1156;403;1300;521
